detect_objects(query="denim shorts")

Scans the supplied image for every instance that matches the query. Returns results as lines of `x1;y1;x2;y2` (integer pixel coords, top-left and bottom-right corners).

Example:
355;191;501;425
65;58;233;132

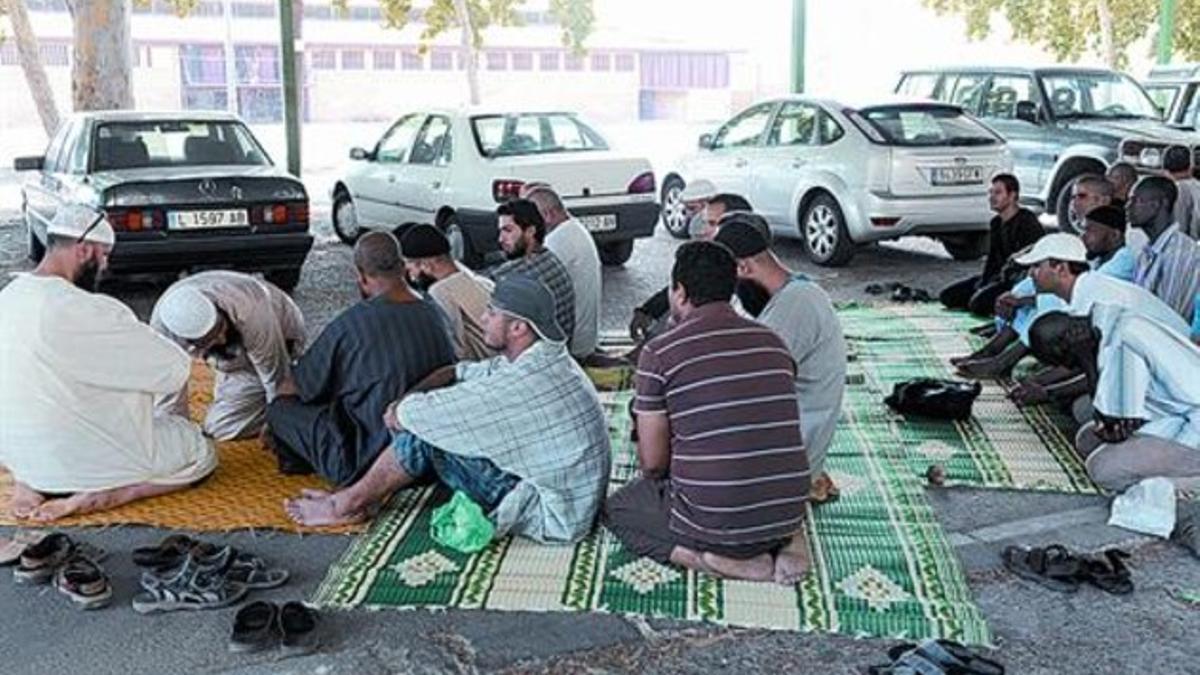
392;431;519;512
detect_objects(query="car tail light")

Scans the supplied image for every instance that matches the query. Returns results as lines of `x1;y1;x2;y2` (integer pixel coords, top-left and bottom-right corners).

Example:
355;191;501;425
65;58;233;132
492;179;525;203
627;171;656;194
253;203;298;225
104;207;162;232
870;217;900;227
289;201;310;228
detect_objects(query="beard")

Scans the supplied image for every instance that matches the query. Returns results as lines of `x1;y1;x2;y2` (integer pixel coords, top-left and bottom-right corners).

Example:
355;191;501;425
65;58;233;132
409;273;437;292
504;239;527;260
73;259;103;292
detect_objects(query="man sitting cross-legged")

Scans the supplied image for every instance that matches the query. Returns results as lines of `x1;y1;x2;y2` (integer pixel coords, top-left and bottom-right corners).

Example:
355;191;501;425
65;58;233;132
1028;307;1200;492
265;231;457;486
604;241;812;585
0;205;216;521
285;274;611;544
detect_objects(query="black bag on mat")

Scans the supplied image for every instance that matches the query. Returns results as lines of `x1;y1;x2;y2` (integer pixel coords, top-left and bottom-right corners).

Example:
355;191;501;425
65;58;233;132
885;378;982;421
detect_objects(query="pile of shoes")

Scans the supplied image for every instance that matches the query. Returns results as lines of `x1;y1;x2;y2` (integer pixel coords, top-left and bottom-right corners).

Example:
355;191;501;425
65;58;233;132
131;534;289;614
865;282;934;303
6;532;112;610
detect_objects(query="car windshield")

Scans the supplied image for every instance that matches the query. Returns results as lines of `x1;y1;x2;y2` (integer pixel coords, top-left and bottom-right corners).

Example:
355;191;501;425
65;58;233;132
92;120;271;171
853;106;1000;146
1039;72;1161;120
471;113;609;157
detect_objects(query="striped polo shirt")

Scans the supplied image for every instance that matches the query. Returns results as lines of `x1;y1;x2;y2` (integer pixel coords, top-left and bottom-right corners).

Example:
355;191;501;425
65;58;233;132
634;302;809;547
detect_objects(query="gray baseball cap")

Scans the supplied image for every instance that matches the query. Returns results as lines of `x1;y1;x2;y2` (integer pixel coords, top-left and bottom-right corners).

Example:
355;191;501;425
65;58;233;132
490;273;565;343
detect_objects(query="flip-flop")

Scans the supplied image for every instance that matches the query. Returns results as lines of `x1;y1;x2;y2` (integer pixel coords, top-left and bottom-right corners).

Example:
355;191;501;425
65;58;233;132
1079;549;1133;595
886;639;1005;675
1001;545;1082;593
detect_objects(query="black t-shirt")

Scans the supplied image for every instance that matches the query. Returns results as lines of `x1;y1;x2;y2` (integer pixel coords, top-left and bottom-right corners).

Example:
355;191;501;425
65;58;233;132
982;207;1044;282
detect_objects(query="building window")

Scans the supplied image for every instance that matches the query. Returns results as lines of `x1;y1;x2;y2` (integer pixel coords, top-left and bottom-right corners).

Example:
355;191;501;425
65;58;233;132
39;43;69;67
341;50;365;70
373;50;395;70
179;44;226;85
401;51;423;70
310;49;336;70
235;45;280;84
431;50;453;70
0;44;19;67
539;52;560;71
640;52;730;89
590;53;611;72
510;51;533;71
232;1;274;18
615;53;635;72
485;51;507;71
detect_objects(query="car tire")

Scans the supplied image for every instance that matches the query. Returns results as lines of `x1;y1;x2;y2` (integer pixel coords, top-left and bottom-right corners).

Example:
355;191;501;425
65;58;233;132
599;239;635;266
1055;176;1085;235
266;268;303;292
27;222;45;263
801;194;855;267
331;191;363;245
940;232;989;261
660;176;690;239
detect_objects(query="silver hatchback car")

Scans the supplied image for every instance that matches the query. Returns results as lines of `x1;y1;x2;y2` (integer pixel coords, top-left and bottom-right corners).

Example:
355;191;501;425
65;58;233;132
662;97;1013;266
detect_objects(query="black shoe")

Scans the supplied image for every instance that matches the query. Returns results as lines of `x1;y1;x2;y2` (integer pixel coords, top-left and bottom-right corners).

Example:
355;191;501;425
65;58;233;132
278;601;318;657
229;601;279;653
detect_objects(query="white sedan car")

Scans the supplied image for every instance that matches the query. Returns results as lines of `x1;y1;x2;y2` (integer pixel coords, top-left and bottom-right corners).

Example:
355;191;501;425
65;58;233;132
331;109;659;267
662;97;1014;266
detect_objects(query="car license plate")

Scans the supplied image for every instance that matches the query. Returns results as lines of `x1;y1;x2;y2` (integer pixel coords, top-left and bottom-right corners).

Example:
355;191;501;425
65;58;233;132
168;209;249;229
931;166;985;186
579;214;617;232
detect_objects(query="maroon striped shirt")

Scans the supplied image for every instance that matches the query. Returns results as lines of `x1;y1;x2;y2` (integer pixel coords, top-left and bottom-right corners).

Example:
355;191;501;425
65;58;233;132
634;303;809;546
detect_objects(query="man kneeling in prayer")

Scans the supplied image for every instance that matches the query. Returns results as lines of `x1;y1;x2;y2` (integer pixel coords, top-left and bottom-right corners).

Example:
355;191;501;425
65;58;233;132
0;206;216;521
284;275;610;544
1028;308;1200;492
604;241;811;585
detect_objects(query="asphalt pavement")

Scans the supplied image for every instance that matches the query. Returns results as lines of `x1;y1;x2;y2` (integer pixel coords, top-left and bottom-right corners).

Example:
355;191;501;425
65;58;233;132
2;207;1199;674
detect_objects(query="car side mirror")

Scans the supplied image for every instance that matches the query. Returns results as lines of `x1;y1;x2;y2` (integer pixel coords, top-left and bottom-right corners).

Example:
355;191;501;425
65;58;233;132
349;147;370;161
698;133;714;150
1015;101;1040;125
13;155;44;171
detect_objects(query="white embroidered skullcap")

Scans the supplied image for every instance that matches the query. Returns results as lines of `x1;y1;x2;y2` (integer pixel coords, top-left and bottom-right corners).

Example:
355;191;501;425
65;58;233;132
158;286;218;340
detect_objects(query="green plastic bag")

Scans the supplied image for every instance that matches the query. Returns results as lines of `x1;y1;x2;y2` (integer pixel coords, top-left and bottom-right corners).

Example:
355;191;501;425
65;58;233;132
430;491;495;553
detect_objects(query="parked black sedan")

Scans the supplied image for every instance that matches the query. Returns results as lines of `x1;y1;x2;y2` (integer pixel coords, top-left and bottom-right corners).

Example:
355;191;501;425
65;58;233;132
14;111;312;290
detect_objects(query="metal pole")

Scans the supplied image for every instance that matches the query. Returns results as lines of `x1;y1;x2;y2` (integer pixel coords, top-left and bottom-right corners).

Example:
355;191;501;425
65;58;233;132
791;0;806;93
279;0;301;176
1158;0;1177;65
222;0;238;113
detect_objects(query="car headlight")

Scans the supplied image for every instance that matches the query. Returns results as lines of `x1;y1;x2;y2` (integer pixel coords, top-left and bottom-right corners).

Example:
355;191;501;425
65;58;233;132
1140;147;1163;169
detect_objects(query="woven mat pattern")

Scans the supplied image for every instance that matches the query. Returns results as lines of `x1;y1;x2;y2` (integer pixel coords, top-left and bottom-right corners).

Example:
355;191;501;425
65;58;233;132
0;365;356;533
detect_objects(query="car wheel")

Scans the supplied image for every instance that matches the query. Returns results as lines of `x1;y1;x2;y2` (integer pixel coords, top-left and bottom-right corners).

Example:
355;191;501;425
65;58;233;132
940;232;989;261
27;221;45;263
1055;177;1084;235
801;194;855;267
266;268;302;292
331;191;363;245
660;176;690;239
598;239;635;266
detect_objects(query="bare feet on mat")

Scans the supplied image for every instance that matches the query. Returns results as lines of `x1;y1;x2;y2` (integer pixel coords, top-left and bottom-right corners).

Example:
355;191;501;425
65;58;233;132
809;472;839;504
669;546;715;574
700;552;774;582
284;494;366;527
9;482;45;519
773;531;811;586
28;495;84;522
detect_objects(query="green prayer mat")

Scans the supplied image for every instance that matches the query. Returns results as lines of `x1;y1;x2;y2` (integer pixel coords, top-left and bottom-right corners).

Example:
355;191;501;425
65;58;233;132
839;304;1099;494
312;385;992;644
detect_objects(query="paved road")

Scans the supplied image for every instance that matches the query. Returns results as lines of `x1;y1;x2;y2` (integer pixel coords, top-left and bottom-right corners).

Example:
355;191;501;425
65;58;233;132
1;207;1199;674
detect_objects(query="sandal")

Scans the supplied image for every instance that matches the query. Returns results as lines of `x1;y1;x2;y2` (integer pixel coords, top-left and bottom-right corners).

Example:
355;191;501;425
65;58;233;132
883;639;1005;675
279;601;318;657
13;533;96;585
131;554;247;614
0;531;47;566
1001;545;1082;593
53;554;112;610
1079;548;1134;595
229;601;279;653
132;534;198;568
135;537;289;590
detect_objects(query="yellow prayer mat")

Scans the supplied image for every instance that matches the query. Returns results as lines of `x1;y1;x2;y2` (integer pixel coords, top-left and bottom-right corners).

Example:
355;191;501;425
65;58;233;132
0;364;361;534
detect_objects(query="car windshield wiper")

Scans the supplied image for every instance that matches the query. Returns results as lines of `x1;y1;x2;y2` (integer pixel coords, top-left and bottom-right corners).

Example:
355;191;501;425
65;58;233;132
943;138;997;146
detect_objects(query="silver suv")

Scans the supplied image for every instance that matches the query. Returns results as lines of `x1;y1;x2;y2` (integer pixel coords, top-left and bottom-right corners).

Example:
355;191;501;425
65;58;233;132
897;66;1200;232
1143;62;1200;130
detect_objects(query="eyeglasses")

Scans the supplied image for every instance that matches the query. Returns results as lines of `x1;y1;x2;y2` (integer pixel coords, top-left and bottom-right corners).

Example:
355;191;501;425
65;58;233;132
76;212;107;244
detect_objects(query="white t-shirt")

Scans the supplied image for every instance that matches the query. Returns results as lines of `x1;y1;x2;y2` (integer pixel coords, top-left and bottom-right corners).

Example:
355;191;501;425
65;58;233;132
1068;271;1190;335
0;274;214;492
545;217;601;357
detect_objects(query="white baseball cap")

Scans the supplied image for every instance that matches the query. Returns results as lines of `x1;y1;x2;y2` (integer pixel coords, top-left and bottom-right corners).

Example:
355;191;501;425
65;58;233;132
1015;233;1088;266
46;204;116;246
157;286;218;340
679;179;717;203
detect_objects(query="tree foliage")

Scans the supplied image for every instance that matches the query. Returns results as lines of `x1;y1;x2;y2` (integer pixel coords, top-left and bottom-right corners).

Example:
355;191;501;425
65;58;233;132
922;0;1166;68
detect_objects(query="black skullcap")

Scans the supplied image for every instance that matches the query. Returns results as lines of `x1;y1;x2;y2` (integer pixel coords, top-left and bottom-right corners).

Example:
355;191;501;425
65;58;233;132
713;217;770;259
400;223;450;259
1083;205;1127;233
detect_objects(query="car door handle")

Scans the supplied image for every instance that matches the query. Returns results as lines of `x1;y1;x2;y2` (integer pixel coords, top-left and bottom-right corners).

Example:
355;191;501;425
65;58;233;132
791;159;807;169
734;158;748;168
431;180;441;189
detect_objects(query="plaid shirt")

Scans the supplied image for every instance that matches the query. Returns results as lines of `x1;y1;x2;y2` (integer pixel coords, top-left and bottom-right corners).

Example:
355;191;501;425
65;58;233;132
488;249;576;348
396;340;610;543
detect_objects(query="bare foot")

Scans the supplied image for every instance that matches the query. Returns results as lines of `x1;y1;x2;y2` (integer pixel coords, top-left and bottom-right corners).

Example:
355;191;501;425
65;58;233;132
809;472;839;504
9;482;45;519
700;552;774;582
283;495;366;527
299;488;332;500
669;546;715;575
29;495;84;522
773;531;812;586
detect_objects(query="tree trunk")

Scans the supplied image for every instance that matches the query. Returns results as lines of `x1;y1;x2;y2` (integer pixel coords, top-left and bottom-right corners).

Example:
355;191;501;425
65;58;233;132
5;0;60;136
1095;0;1117;69
452;0;481;105
72;0;134;110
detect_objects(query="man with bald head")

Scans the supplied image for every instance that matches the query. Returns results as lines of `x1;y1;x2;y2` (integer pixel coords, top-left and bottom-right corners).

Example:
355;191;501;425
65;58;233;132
0;205;215;521
265;231;456;485
152;269;305;441
1106;162;1138;209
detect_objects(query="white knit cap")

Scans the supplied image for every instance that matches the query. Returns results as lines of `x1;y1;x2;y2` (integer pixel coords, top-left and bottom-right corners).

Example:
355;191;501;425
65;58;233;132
46;204;116;246
158;286;218;340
